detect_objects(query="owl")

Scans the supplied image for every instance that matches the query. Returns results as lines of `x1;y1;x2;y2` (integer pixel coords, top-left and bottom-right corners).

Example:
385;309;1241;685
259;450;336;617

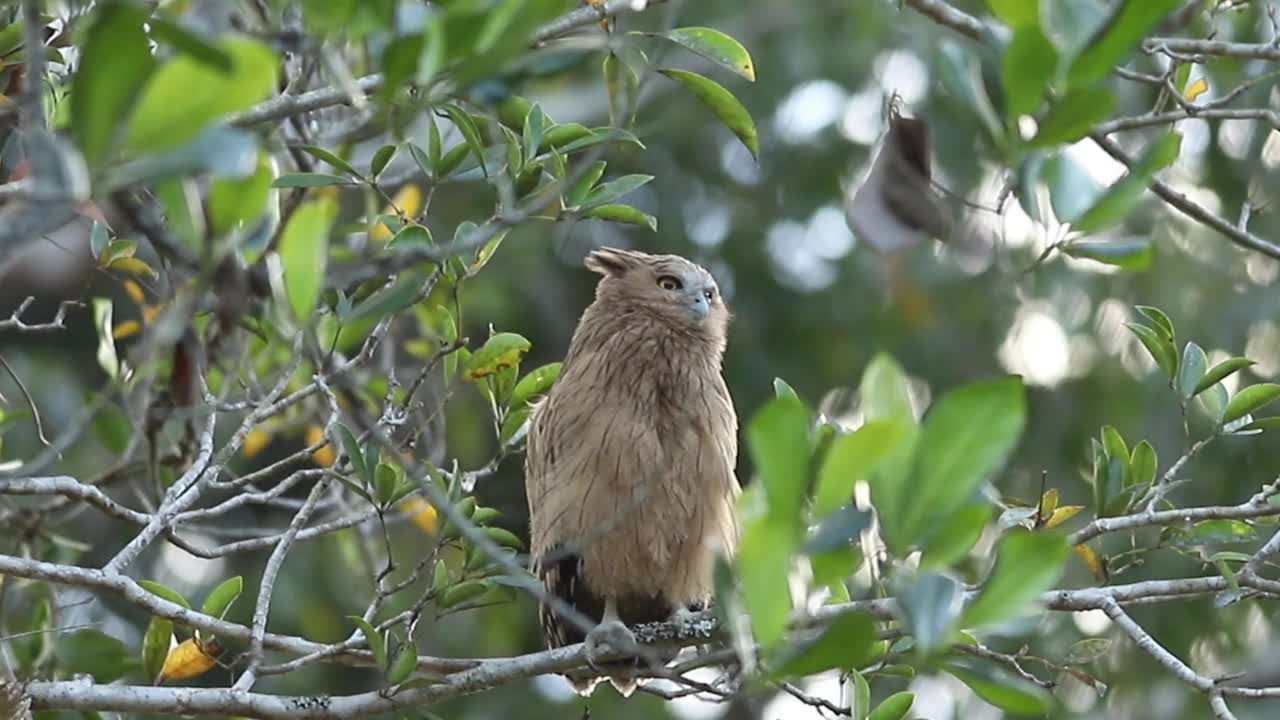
524;247;740;695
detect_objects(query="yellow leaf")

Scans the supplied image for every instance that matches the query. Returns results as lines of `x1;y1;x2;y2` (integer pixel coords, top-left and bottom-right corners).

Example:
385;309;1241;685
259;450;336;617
370;184;423;242
1045;505;1085;529
305;424;335;467
242;428;273;458
1073;544;1107;582
112;320;142;339
1040;488;1059;516
1184;78;1208;102
107;256;158;277
123;280;145;305
401;496;439;534
159;638;218;682
142;305;164;324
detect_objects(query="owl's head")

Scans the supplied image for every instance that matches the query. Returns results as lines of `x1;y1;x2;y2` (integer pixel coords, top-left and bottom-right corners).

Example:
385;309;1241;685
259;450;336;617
584;247;728;338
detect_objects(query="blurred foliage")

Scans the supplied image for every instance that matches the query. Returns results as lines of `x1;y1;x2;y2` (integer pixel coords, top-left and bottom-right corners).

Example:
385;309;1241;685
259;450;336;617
2;0;1280;719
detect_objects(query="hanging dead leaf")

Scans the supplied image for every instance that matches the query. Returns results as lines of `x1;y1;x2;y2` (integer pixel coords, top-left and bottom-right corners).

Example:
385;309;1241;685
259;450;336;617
401;496;439;534
1073;543;1107;582
306;424;336;467
1183;78;1208;102
158;638;222;683
242;428;273;458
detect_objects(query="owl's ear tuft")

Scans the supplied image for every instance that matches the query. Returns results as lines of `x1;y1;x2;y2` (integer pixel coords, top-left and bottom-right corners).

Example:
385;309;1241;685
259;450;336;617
584;247;641;277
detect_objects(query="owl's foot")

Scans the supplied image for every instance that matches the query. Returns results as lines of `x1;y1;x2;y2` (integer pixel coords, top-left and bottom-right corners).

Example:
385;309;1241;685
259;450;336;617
584;618;637;668
668;604;716;641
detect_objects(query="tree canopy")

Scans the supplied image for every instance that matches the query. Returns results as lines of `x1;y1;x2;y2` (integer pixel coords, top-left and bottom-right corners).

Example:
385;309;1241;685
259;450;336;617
2;1;1280;719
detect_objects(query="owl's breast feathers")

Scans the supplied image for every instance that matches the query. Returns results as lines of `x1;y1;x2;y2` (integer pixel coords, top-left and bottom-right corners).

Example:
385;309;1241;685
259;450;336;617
525;306;739;646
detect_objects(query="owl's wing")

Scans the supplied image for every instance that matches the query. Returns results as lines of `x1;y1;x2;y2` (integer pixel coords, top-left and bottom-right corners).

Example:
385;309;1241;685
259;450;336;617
704;374;741;557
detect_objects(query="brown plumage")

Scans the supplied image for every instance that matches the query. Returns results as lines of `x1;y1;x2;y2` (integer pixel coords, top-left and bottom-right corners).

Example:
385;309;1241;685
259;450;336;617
524;247;740;695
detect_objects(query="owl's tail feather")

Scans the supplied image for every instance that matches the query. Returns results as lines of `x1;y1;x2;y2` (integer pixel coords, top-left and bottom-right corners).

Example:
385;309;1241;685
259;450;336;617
566;658;646;697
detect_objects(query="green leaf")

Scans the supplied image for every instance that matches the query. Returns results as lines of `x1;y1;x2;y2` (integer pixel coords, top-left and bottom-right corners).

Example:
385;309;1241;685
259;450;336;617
1101;426;1128;468
936;40;1004;145
1198;381;1229;425
737;517;794;649
57;629;133;683
348;616;388;671
804;505;873;554
772;612;875;677
272;172;353;188
1129;440;1157;488
1224;384;1280;424
375;463;399;506
581;174;654;210
1065;637;1113;664
1195;358;1255;397
141;616;173;680
866;692;914;720
92;299;119;382
511;363;562;407
920;504;990;569
1043;151;1104;223
1236;417;1280;433
603;52;638;128
1002;25;1057;121
1072;133;1182;232
551;126;646;155
1059;238;1152;269
1126;323;1176;382
209;151;275;235
337;424;368;483
945;661;1054;715
464;333;531;381
813;420;908;516
146;17;234;72
987;0;1040;27
137;580;191;609
483;527;525;550
962;530;1069;628
410;140;435;180
345;276;422;325
441;104;487;178
565;160;607;207
91;402;132;454
658;68;759;160
201;576;243;620
895;572;963;653
852;670;872;720
522;104;546;164
1030;86;1115;146
584;204;657;231
1177;342;1208;400
90;221;111;258
904;378;1026;542
390;224;433;248
1172;520;1257;547
1067;0;1183;88
125;37;278;152
859;353;914;423
367;144;394;178
72;2;155;170
279;198;337;322
773;377;799;400
386;638;418;686
654;27;756;81
298;144;360;177
1136;305;1176;341
439;579;489;608
747;395;811;527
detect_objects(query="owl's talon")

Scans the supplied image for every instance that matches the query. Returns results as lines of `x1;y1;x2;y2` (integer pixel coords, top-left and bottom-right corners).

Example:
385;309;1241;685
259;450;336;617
669;605;713;641
584;619;637;669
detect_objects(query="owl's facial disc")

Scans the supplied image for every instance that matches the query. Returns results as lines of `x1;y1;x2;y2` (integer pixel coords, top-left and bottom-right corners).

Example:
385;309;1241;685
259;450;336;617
656;271;717;322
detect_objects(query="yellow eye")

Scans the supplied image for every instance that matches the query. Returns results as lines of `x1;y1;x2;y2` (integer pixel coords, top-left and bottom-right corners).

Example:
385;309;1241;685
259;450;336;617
657;276;683;291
